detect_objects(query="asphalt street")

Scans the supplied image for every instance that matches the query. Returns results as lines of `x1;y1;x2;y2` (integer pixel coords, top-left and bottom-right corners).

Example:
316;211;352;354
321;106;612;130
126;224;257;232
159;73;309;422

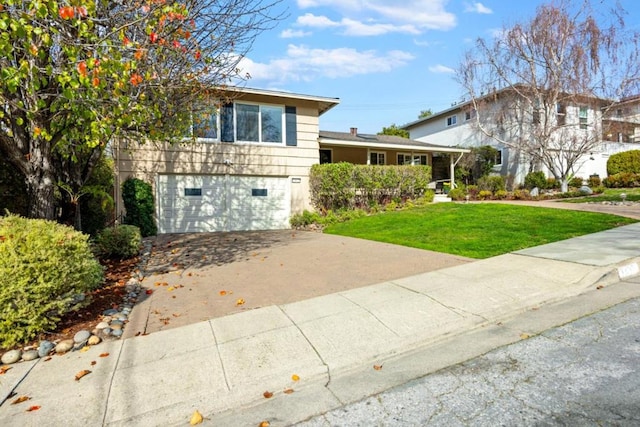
296;296;640;426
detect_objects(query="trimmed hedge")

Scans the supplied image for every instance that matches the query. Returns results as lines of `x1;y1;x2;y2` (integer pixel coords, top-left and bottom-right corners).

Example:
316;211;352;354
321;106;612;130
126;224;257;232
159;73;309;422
607;150;640;175
603;172;640;188
94;225;142;259
309;163;432;212
0;215;104;348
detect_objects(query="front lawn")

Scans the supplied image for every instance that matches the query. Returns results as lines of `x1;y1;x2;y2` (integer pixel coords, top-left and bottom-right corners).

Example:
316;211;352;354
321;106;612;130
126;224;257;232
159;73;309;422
323;203;636;259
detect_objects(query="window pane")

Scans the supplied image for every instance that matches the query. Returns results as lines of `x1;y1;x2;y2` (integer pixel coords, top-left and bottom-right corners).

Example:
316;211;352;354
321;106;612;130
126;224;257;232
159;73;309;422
261;105;283;143
370;152;377;165
193;111;218;139
236;104;259;142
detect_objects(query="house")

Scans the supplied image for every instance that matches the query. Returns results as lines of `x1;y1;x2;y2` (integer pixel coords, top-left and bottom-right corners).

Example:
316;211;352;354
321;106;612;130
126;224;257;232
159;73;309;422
402;87;640;186
318;128;469;189
114;87;340;234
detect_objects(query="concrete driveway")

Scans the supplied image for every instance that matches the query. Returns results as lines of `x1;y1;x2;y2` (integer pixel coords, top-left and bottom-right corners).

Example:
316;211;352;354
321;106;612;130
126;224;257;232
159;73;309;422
125;231;472;337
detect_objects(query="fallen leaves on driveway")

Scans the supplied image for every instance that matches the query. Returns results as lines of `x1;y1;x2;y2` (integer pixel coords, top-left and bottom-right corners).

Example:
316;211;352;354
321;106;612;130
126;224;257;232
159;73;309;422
75;369;91;381
26;405;41;412
0;366;12;374
11;396;30;404
189;410;203;425
236;298;245;306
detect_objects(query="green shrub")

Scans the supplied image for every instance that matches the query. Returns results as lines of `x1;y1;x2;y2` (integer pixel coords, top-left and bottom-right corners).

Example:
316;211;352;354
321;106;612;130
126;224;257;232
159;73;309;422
494;189;509;200
607;150;640;175
569;176;584;188
290;210;322;227
80;156;115;237
524;171;546;190
310;163;431;212
122;177;157;237
448;187;466;201
588;174;601;187
477;175;505;192
513;189;531;200
545;177;560;190
0;215;104;348
478;190;493;200
603;172;640;188
94;225;142;259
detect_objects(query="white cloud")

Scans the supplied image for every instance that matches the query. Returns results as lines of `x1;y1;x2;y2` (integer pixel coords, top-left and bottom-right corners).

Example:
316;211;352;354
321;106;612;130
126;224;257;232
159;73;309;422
280;29;312;38
294;0;456;33
296;13;419;36
464;2;493;14
429;64;455;73
297;13;340;28
238;44;415;83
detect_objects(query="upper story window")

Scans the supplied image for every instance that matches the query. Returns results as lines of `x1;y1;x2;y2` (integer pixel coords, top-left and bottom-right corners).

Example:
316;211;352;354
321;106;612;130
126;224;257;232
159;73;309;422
556;103;566;126
579;106;588;130
446;115;457;126
190;101;297;146
464;109;476;121
236;103;283;143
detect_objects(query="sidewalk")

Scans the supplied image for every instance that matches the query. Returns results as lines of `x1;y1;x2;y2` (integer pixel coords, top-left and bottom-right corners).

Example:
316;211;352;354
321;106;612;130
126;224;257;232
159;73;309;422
1;223;639;426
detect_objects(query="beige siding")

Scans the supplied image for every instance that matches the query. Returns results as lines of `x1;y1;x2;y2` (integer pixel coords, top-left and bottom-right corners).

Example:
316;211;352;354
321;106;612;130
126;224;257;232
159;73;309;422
115;95;323;221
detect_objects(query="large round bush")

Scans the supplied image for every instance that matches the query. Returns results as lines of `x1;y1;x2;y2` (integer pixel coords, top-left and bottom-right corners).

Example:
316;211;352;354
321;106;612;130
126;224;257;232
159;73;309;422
0;215;104;348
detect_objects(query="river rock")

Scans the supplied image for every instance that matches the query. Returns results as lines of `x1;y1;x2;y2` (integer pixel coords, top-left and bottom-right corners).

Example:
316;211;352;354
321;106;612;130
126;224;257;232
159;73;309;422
110;323;123;331
111;329;123;337
74;330;91;344
580;185;593;195
88;335;101;346
103;308;119;316
1;349;22;365
96;321;109;330
38;341;55;357
21;350;39;361
55;339;75;354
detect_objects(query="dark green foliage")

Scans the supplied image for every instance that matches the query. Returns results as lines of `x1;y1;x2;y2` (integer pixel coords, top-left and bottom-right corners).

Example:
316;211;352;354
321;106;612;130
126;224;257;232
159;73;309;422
309;163;431;212
477;175;505;192
0;215;104;348
588;174;601;187
603;172;640;188
448;187;466;201
378;124;409;138
607;150;640;175
122;178;157;237
524;171;547;190
569;176;584;188
94;225;142;259
0;156;28;217
80;156;115;236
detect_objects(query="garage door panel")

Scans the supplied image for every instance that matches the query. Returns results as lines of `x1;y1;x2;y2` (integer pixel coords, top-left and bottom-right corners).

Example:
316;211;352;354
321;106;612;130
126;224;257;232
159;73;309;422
157;174;290;233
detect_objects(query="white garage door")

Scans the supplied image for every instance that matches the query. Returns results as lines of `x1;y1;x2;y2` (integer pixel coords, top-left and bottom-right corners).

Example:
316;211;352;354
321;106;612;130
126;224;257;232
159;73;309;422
157;174;291;233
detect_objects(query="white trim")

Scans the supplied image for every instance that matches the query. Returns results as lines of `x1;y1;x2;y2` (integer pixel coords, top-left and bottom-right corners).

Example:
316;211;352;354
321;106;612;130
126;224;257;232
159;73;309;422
319;139;470;154
368;150;386;165
235;101;286;145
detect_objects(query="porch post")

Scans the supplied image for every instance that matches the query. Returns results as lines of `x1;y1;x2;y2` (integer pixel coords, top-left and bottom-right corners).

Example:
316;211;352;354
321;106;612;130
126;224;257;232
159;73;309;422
449;153;455;188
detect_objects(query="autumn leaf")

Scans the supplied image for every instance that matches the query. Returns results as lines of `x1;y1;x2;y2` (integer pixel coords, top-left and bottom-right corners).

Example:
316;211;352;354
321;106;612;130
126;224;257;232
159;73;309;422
236;298;245;306
520;333;531;339
77;61;88;77
189;410;203;425
219;290;227;296
90;361;97;366
259;422;270;427
99;353;109;358
0;366;12;375
130;73;143;86
75;370;91;381
291;374;300;381
373;364;383;371
11;396;30;405
80;346;90;353
263;391;273;399
167;286;175;291
26;405;41;412
29;44;38;56
58;6;74;19
283;388;294;394
146;289;154;294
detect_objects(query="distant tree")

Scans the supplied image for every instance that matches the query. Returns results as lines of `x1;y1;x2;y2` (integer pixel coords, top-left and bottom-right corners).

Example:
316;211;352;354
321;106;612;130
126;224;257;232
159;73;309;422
458;0;640;192
418;109;433;119
379;124;409;138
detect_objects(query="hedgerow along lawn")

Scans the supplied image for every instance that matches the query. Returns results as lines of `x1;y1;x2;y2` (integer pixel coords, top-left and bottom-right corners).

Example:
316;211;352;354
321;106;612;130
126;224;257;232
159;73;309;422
564;187;640;203
323;203;637;259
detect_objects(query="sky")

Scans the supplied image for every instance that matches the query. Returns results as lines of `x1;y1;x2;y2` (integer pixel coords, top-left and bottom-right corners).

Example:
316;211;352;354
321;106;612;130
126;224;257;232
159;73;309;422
238;0;640;135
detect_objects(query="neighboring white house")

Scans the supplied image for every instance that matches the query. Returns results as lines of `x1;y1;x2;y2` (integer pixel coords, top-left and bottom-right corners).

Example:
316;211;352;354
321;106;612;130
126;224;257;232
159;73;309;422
402;87;640;187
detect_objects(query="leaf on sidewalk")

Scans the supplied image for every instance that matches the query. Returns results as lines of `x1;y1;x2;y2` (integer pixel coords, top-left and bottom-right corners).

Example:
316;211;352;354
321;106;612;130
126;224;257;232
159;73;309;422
283;388;294;394
291;374;300;381
26;405;41;412
99;353;109;358
189;410;203;425
11;396;30;405
259;421;271;427
520;333;531;339
263;391;273;398
75;369;91;381
0;366;12;375
373;364;383;371
236;298;245;306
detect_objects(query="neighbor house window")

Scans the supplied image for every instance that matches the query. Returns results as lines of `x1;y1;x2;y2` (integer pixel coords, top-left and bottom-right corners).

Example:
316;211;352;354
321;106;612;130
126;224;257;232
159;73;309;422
464;109;476;121
556;103;566;126
397;154;427;165
369;151;385;165
579;106;588;130
494;149;503;166
236;103;283;143
319;149;332;164
446;115;457;126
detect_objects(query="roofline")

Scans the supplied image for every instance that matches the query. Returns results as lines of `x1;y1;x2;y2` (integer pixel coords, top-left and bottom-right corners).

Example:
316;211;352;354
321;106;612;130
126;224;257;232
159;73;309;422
318;137;470;154
224;86;340;115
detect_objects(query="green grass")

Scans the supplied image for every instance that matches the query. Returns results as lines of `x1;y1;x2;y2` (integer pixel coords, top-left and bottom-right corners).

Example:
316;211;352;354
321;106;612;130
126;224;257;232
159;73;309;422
324;203;636;259
564;188;640;203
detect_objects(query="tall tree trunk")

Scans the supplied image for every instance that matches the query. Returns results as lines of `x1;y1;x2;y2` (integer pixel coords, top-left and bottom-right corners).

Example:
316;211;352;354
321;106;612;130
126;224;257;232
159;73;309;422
25;172;56;220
